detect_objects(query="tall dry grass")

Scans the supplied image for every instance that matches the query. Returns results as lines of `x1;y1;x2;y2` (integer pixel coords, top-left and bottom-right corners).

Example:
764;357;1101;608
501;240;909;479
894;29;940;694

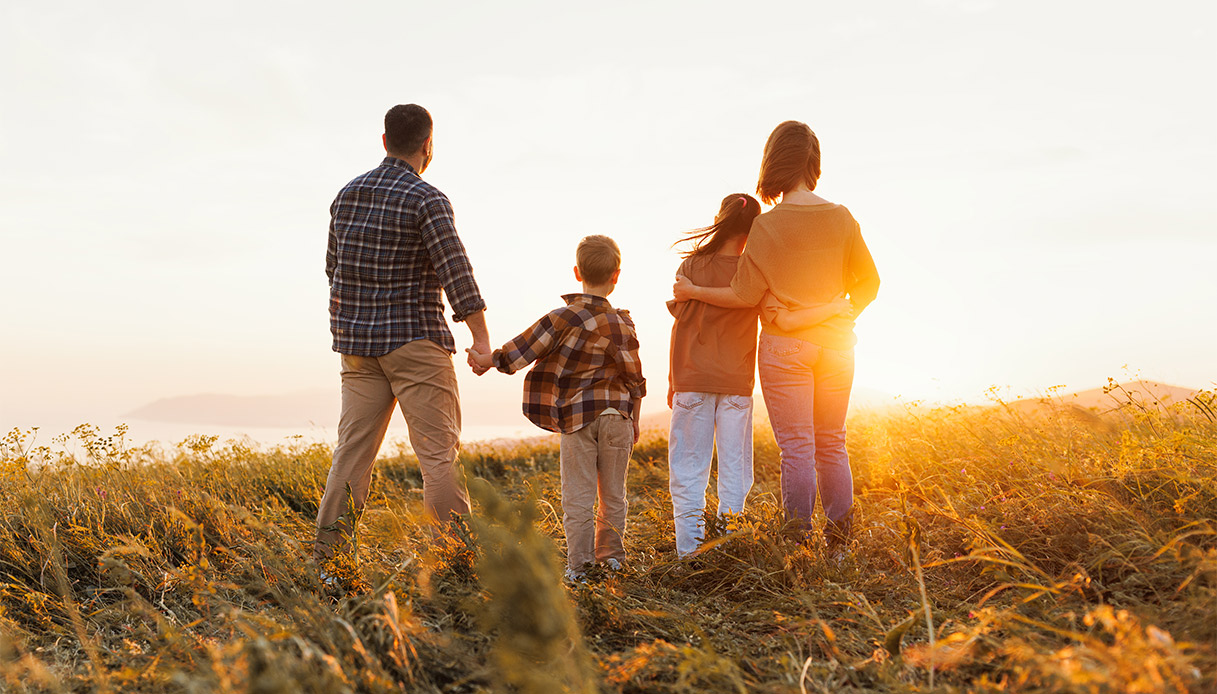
1;387;1214;692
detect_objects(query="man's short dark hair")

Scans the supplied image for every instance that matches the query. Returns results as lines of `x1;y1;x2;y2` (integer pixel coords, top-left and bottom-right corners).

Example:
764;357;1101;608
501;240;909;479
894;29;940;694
384;104;432;155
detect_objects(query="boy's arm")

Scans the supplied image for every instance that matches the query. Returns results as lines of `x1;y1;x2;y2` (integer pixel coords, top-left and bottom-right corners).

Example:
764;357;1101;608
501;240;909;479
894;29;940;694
631;394;644;444
616;319;647;441
490;311;563;375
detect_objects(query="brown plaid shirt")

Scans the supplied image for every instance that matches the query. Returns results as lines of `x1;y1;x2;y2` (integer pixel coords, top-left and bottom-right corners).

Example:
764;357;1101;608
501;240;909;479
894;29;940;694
492;294;647;434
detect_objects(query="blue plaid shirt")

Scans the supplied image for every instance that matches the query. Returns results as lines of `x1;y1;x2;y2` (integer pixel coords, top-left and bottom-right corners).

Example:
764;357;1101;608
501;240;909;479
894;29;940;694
327;157;486;356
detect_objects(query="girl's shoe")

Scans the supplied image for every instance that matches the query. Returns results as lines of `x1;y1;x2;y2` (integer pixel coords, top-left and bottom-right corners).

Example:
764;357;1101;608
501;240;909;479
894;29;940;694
825;509;854;555
602;558;623;572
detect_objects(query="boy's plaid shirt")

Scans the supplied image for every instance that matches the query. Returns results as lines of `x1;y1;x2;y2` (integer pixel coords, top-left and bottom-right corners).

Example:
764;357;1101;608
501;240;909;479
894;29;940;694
492;294;647;434
327;157;485;356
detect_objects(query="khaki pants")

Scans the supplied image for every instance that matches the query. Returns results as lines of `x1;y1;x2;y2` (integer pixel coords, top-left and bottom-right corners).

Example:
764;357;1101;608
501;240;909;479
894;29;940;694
314;339;470;560
559;411;633;570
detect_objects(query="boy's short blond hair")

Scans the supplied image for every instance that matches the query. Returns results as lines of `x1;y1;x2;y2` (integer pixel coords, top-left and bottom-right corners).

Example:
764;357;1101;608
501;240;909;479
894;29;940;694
576;235;621;286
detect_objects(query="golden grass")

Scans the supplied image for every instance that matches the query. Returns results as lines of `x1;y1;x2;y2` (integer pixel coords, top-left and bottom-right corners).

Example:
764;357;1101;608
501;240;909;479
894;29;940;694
1;388;1214;693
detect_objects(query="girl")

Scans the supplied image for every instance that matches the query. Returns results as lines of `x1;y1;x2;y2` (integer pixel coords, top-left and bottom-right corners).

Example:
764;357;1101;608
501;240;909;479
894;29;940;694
667;194;849;557
673;122;881;555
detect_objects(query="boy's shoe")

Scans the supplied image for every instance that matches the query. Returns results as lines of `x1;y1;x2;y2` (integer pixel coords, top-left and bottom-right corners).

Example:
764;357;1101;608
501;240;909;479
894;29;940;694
563;567;588;585
602;558;623;572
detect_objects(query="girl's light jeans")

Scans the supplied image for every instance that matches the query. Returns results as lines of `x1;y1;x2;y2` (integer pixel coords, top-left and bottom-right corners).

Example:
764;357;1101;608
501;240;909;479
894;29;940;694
668;391;754;557
757;333;855;532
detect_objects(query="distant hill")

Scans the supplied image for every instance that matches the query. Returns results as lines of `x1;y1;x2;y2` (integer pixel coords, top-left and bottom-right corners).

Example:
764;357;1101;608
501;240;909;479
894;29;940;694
1008;380;1200;413
124;380;533;430
125;391;340;428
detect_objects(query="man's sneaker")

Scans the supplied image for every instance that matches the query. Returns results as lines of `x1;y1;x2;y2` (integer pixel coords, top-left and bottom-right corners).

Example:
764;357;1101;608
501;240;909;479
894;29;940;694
602;558;623;572
563;567;587;585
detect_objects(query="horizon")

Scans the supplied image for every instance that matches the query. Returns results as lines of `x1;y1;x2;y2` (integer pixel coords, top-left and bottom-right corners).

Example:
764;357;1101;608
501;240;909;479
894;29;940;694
14;378;1205;451
2;0;1215;445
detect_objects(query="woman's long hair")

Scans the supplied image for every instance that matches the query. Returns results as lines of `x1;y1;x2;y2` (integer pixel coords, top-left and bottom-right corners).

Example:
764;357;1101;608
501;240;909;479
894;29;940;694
675;194;760;259
756;120;821;204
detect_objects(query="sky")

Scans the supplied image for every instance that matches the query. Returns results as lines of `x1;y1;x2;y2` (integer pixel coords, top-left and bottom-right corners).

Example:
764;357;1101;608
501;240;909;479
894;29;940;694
1;0;1214;443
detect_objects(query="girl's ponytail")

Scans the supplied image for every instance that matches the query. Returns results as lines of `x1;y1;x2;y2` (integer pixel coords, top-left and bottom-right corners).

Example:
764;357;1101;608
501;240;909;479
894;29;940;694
674;193;761;259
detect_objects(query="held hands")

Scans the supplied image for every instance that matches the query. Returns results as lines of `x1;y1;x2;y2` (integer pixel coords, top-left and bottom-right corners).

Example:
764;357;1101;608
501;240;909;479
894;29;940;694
465;343;493;376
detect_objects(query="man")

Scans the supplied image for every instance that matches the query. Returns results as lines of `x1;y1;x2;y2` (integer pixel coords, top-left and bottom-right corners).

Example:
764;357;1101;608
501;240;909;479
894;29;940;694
316;104;490;564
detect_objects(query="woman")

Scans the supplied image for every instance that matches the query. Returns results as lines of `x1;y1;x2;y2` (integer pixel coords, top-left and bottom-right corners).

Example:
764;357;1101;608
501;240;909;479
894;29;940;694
672;120;879;552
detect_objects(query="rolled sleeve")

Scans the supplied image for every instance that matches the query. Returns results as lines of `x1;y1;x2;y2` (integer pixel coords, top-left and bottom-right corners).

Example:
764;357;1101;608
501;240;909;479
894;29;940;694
418;193;486;321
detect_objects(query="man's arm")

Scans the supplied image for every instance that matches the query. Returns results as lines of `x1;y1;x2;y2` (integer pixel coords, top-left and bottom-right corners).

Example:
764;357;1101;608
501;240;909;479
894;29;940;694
417;193;488;324
326;199;339;284
463;309;492;375
463;309;490;353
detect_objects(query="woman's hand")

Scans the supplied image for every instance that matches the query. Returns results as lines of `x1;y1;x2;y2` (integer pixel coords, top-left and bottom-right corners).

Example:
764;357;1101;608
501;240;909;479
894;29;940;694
769;293;853;332
830;295;854;319
672;273;697;302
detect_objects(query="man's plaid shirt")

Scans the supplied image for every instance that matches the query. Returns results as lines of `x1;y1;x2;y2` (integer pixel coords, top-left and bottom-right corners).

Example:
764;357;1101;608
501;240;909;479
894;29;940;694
492;294;647;434
327;157;485;356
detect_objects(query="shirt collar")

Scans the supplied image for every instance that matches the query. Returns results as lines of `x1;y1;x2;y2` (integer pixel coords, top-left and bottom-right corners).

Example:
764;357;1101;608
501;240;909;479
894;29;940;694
382;156;419;175
562;293;614;310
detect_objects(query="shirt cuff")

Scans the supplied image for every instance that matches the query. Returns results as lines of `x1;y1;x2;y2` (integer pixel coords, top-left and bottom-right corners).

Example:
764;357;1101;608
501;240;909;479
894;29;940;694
451;297;487;322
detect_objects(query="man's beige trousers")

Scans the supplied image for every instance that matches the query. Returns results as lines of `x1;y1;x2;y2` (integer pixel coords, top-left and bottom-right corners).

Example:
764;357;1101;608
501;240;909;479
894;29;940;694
314;339;470;560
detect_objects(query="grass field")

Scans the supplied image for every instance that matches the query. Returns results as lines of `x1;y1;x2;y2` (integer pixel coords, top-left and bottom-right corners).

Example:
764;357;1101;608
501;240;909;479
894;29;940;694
1;387;1215;693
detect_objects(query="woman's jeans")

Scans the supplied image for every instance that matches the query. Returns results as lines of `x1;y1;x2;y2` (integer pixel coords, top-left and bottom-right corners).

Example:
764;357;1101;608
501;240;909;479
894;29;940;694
668;392;754;557
757;333;855;532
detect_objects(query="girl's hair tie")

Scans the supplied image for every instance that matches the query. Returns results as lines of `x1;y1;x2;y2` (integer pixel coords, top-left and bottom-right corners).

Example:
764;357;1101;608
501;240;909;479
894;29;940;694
738;196;747;208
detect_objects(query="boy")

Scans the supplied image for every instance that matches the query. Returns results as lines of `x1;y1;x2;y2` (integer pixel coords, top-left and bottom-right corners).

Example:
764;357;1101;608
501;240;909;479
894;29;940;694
468;235;646;583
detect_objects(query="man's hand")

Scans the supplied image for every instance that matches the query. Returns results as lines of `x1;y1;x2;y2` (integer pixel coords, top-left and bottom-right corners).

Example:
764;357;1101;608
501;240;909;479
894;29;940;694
465;344;492;376
632;415;641;445
672;273;696;303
